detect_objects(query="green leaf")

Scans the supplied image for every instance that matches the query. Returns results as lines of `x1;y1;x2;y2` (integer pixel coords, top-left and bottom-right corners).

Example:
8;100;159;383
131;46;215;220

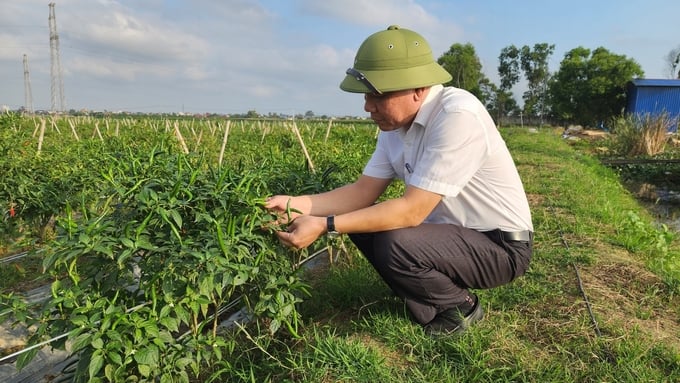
138;364;151;378
170;209;183;228
70;314;88;326
121;237;135;248
91;337;104;349
136;235;155;250
107;350;123;366
141;320;160;338
233;271;248;286
71;332;92;352
104;364;115;381
134;344;160;366
15;347;40;370
198;272;213;292
89;349;104;378
160;316;179;332
269;318;281;334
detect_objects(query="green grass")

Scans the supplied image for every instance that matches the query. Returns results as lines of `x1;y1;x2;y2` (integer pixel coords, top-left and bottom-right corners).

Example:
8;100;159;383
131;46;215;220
210;127;680;382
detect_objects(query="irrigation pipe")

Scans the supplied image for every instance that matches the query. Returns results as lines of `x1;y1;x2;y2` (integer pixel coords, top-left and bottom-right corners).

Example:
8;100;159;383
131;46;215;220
0;251;31;264
550;205;602;337
0;332;71;364
0;246;330;365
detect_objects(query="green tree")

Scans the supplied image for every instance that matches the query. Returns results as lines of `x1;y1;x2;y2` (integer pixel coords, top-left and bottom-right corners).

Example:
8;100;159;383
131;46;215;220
480;78;519;125
437;43;487;102
496;45;522;123
520;43;555;121
498;45;521;92
549;46;644;127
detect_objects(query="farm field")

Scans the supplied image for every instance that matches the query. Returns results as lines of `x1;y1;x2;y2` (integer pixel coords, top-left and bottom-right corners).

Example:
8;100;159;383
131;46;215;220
1;114;679;382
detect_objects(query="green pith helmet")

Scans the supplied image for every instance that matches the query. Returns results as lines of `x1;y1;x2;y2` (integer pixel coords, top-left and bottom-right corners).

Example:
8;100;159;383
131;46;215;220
340;25;452;94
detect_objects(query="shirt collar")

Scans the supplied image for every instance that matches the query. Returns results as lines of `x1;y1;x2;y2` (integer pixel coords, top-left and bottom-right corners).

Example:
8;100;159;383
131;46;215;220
411;84;444;129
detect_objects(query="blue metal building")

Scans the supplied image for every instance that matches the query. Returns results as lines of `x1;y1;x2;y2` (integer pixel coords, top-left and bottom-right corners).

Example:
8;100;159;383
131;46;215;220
626;79;680;133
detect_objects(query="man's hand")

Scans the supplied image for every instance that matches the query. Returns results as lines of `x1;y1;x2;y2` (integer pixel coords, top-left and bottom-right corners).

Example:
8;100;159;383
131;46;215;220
264;195;309;224
275;215;326;249
264;195;322;249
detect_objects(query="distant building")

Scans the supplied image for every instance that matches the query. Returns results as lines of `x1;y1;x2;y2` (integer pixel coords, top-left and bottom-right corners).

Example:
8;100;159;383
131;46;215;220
626;79;680;133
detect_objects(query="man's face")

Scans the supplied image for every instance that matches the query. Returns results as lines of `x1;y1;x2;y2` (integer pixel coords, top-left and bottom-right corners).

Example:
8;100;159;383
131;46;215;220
363;89;423;131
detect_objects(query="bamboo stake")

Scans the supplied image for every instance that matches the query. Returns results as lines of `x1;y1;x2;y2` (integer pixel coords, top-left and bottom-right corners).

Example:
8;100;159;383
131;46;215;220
93;122;104;141
260;124;268;144
291;120;315;174
174;121;189;154
324;119;333;142
50;116;61;134
37;118;46;155
309;123;316;140
217;120;231;166
32;119;40;137
194;128;203;152
68;119;80;141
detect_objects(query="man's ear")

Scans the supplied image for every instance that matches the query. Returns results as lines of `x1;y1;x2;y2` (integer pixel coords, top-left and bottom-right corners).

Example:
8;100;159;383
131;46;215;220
413;87;429;101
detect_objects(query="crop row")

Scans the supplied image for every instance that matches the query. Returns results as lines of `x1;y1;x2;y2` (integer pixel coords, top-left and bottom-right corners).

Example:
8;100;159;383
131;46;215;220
0;113;377;382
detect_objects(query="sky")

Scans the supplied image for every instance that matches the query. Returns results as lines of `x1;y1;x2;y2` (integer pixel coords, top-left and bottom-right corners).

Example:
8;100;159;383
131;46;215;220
1;0;679;117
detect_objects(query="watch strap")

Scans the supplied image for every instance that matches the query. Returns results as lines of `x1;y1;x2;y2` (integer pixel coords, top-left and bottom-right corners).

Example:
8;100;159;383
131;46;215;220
326;215;339;235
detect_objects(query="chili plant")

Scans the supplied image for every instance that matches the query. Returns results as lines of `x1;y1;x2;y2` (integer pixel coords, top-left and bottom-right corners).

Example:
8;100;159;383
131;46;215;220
17;149;311;382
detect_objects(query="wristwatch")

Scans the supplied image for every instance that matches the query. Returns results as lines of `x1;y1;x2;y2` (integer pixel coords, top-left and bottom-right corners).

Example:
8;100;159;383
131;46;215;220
326;215;340;237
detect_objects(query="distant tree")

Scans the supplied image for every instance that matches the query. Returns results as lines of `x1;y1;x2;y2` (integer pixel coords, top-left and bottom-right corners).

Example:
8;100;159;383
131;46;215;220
519;43;555;122
437;43;487;102
548;46;644;127
497;45;522;122
498;45;521;92
478;78;498;113
497;44;554;122
480;77;519;125
666;45;680;79
304;110;315;118
245;110;259;118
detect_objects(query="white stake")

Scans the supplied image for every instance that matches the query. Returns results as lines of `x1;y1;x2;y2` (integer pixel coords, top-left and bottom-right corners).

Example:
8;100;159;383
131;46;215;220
218;120;231;166
291;120;315;173
37;118;46;154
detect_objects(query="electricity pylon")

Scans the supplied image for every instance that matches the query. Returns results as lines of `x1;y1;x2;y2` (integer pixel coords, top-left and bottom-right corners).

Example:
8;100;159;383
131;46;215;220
48;2;65;113
23;54;34;114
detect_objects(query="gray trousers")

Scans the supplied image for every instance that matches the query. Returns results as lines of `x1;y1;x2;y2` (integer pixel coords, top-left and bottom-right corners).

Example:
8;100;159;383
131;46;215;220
349;224;532;324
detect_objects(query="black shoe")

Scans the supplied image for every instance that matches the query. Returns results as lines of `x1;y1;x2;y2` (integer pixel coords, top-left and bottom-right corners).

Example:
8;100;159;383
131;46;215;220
424;299;484;337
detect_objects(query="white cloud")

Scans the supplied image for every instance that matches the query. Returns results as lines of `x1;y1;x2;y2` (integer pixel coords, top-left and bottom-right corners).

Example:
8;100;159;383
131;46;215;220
248;84;278;98
59;5;210;81
296;0;463;57
299;0;436;27
79;12;203;60
68;56;175;81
